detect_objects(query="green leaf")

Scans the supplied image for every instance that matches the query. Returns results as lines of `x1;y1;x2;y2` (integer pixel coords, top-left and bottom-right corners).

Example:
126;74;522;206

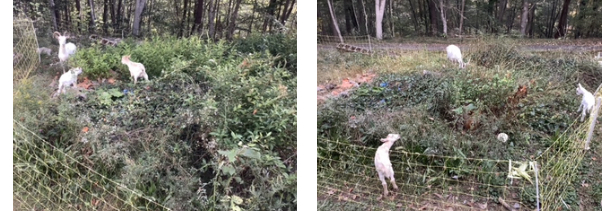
239;148;260;160
465;103;477;111
219;150;238;163
452;107;464;114
220;165;236;175
231;195;243;204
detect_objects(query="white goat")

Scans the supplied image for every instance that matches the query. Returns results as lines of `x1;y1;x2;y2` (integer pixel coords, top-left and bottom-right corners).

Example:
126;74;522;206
54;31;77;72
121;55;149;84
576;83;595;122
56;67;83;96
375;134;401;197
446;45;469;69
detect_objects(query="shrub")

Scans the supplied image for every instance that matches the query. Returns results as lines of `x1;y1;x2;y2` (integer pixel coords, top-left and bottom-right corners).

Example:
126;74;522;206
17;35;297;210
235;33;297;75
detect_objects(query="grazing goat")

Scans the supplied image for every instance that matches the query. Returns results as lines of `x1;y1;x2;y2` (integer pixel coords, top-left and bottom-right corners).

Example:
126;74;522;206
446;45;469;69
576;83;595;122
56;67;83;96
375;134;401;198
121;55;149;84
54;31;77;72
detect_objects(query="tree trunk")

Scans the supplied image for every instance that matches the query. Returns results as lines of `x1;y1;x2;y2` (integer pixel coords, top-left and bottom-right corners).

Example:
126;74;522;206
439;0;447;36
388;0;394;37
360;0;370;36
506;0;517;33
191;0;204;35
64;1;70;31
344;0;356;34
214;0;221;37
248;0;257;35
88;0;96;32
117;0;123;33
103;0;109;34
428;0;438;36
554;0;571;38
407;0;420;33
127;0;133;33
226;0;242;40
546;0;558;38
110;0;116;33
356;0;367;35
147;0;154;34
224;0;233;34
528;3;536;37
520;0;529;37
48;0;59;30
275;0;282;21
281;0;295;25
75;0;82;32
262;0;277;32
178;0;188;37
459;0;465;36
132;0;146;36
374;0;386;39
208;0;217;39
326;0;344;43
419;0;428;35
497;0;507;23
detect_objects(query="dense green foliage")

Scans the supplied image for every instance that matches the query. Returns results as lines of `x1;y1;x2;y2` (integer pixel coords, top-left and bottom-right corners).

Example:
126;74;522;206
317;42;601;210
14;34;297;210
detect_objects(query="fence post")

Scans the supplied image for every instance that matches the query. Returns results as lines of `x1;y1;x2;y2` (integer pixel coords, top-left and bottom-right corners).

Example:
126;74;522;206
584;97;602;150
534;161;540;211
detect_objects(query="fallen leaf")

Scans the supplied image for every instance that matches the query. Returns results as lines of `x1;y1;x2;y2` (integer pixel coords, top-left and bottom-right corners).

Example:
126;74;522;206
253;109;258;115
108;78;116;84
82;127;89;133
326;189;335;195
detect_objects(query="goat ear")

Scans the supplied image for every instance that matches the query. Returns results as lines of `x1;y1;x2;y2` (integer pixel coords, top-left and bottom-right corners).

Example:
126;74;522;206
380;138;388;143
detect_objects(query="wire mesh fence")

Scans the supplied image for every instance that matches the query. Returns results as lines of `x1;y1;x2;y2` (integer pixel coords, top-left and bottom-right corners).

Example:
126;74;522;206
318;138;540;210
13;18;41;83
317;88;601;210
13;120;172;211
13;17;172;211
317;34;448;58
536;84;602;211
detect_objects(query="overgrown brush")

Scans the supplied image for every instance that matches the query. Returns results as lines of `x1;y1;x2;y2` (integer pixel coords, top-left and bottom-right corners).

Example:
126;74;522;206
317;41;601;210
15;35;297;210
